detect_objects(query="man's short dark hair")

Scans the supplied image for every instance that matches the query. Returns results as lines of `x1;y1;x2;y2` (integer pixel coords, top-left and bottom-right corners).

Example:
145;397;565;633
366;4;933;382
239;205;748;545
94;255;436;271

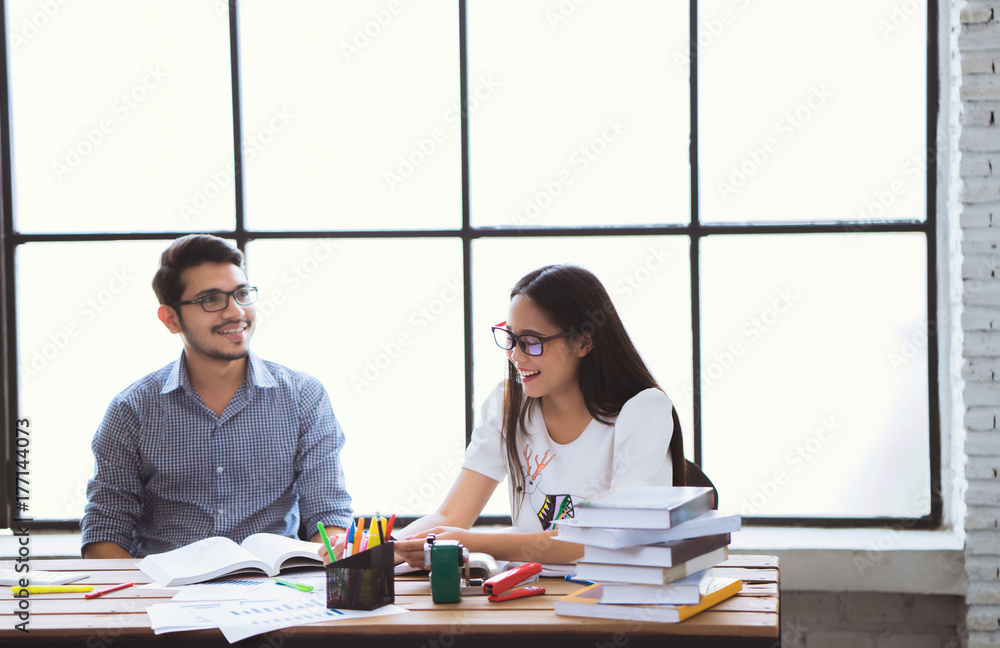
152;234;245;305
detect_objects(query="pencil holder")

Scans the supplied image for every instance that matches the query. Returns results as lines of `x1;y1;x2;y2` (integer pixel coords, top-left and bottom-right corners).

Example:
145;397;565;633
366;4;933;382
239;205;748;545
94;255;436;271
325;541;395;611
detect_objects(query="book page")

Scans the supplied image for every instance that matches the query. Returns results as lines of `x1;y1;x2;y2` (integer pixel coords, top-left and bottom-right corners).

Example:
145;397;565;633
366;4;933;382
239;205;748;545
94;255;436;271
139;537;269;586
239;533;322;572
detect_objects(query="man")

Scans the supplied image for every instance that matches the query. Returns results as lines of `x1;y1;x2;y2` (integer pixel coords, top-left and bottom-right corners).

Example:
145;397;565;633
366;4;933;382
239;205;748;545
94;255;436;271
81;234;351;558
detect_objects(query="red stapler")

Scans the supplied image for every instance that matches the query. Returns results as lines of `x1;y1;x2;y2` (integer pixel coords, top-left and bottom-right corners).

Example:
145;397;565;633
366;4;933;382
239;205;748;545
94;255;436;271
482;562;546;602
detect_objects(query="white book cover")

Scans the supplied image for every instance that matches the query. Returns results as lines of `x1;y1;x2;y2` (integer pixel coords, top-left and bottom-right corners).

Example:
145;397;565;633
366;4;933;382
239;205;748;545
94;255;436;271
554;577;742;623
594;569;712;605
573;486;714;529
556;510;741;549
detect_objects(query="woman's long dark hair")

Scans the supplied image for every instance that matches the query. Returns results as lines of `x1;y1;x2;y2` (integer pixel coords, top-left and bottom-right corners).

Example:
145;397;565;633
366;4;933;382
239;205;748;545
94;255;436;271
501;265;686;507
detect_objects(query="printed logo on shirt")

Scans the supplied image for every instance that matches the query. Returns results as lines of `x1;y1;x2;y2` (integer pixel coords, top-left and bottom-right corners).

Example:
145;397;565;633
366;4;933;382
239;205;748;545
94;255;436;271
522;445;576;531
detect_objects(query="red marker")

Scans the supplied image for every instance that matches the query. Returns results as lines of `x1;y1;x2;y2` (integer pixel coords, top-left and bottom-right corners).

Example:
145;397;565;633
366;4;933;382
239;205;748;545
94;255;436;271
85;581;135;599
385;513;396;539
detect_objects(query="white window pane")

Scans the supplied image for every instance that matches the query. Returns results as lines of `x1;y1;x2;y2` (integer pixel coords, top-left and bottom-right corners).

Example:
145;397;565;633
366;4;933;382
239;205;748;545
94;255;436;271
17;241;181;519
7;0;234;233
239;0;460;231
701;233;929;518
246;239;465;516
472;236;693;515
699;0;926;223
468;0;690;228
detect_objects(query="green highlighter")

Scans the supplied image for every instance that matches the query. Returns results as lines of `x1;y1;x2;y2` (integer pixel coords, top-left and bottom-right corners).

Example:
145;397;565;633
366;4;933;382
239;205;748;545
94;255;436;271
274;577;313;592
317;521;336;563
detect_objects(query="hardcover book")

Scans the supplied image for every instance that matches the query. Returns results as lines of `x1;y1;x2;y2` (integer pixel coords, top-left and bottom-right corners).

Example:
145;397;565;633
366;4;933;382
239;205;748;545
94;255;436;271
556;510;741;549
575;547;728;586
572;486;714;529
591;569;713;605
581;533;731;568
553;577;743;623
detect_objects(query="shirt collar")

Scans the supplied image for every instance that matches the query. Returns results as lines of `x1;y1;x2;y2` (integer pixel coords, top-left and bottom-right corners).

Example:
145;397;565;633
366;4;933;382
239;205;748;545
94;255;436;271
160;351;276;394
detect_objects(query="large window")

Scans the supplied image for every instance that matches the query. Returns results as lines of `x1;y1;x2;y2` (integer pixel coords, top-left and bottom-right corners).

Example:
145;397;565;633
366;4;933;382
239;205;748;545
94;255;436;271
2;0;937;530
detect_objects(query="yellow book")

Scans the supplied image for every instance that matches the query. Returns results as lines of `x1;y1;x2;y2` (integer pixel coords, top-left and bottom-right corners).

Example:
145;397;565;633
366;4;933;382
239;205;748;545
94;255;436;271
553;577;742;623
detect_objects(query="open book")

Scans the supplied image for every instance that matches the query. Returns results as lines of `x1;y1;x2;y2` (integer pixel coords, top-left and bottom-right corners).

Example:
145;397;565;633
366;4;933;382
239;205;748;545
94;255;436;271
138;533;323;587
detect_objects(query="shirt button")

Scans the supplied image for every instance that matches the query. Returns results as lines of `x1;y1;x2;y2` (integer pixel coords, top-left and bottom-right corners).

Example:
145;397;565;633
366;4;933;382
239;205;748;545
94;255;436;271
216;466;224;474
218;508;225;515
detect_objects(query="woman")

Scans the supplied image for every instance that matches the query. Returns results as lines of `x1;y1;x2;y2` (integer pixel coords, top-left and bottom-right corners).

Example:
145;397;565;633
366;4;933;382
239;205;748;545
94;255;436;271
326;264;685;566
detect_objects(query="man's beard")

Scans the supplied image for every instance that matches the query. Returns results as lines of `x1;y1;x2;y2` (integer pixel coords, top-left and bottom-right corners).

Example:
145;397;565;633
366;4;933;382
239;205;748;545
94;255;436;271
179;315;252;361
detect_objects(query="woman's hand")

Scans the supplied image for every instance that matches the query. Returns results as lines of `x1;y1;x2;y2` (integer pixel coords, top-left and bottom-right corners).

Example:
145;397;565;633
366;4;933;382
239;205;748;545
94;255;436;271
393;526;472;569
317;534;347;565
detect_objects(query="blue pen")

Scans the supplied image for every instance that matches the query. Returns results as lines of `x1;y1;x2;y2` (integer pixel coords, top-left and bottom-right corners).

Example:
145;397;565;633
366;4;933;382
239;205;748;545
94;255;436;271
345;521;356;559
565;573;595;585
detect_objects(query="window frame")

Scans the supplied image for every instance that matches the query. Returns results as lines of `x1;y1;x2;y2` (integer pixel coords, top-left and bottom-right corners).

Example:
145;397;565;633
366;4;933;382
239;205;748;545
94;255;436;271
0;0;941;531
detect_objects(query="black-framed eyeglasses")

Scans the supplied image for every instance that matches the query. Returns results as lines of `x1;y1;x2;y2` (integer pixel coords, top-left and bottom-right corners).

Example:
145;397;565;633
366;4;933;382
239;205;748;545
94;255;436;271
491;321;573;357
173;286;258;313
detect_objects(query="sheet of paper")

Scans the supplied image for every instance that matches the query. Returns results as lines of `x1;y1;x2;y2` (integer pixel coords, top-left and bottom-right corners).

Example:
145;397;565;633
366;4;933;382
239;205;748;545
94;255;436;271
147;601;228;634
497;561;577;577
171;572;328;601
204;595;408;643
394;563;423;576
147;587;312;634
170;577;275;602
0;569;89;586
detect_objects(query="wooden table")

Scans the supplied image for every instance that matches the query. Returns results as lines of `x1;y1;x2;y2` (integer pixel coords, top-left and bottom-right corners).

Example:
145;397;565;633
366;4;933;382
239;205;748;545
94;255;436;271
0;554;779;647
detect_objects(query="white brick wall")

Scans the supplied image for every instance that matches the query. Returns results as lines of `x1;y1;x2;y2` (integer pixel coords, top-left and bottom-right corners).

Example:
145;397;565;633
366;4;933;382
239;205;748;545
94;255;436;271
779;592;962;647
960;2;1000;648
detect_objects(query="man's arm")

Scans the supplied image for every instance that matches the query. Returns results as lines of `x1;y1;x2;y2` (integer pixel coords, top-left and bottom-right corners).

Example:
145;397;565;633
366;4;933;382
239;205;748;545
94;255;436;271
308;528;346;544
294;381;353;535
82;542;134;559
80;398;144;558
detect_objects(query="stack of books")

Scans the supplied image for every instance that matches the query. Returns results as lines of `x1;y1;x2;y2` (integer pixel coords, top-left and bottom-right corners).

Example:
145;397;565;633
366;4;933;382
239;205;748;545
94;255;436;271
554;486;743;623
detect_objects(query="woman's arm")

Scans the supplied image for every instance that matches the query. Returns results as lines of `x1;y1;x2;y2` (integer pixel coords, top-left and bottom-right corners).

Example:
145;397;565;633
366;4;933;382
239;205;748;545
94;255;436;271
318;469;500;566
396;468;499;539
392;469;585;566
409;527;583;565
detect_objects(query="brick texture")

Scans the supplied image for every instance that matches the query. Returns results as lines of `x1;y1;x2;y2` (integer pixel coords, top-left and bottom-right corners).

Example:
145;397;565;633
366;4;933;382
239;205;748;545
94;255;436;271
782;591;961;646
962;1;1000;647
